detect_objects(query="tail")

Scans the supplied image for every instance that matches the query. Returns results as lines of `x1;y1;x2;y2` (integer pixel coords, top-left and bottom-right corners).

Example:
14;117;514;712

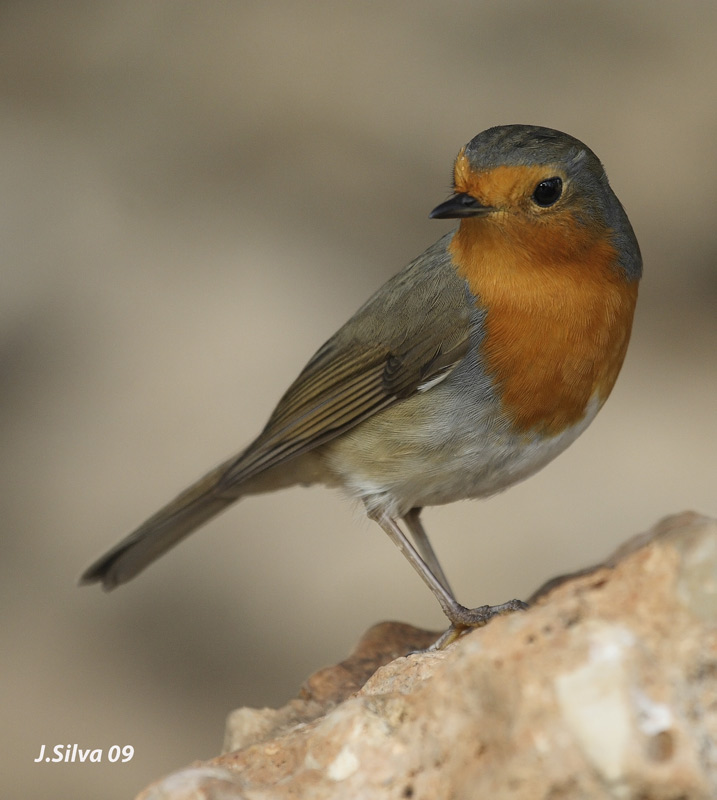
80;460;238;591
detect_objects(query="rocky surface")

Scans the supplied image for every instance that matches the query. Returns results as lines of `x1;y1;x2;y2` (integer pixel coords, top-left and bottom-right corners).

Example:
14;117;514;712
137;512;717;800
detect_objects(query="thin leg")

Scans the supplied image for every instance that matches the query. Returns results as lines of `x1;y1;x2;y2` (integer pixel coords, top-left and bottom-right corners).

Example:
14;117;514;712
368;509;457;619
403;508;454;599
368;509;528;644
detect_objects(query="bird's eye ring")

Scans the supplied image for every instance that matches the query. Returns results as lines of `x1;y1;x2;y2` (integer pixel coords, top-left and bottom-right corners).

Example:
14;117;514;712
532;177;563;207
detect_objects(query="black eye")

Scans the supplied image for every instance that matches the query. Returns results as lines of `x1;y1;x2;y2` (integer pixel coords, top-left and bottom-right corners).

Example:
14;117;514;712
532;177;563;207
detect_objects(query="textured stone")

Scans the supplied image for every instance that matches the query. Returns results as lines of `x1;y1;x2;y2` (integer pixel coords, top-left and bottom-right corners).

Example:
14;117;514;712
137;512;717;800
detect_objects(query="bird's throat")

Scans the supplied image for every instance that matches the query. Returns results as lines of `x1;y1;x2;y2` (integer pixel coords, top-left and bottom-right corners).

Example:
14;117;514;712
449;219;639;436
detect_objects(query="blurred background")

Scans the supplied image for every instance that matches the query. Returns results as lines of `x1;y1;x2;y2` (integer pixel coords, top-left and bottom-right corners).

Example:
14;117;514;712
3;1;715;797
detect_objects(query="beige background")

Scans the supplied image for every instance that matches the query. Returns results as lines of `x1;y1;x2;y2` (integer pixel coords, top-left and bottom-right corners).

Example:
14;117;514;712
4;2;715;798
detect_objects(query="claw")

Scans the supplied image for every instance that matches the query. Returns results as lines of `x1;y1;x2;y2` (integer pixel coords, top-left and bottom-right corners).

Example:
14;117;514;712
427;598;529;650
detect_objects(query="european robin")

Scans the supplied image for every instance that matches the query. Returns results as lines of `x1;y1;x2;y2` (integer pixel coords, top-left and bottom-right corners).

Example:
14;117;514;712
81;125;641;647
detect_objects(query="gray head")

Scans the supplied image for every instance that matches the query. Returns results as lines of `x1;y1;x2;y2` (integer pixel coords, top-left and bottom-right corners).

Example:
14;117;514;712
463;124;597;173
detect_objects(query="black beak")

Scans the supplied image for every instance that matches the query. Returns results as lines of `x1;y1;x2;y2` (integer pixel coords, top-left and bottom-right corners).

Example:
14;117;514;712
429;192;492;219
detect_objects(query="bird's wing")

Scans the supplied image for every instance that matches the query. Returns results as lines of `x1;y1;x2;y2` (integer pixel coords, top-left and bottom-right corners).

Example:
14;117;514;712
222;234;474;486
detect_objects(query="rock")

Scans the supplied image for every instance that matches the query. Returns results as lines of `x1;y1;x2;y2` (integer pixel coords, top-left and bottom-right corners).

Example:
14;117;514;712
137;512;717;800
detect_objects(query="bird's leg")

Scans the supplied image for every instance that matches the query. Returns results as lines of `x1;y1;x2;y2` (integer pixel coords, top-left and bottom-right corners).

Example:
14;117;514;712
369;510;528;647
403;508;454;598
369;509;456;618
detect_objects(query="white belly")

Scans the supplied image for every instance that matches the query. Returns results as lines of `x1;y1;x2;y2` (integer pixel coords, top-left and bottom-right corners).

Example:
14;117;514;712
320;376;602;518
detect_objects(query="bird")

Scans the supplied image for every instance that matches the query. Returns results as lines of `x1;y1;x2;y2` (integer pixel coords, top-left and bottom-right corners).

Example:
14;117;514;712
81;124;641;648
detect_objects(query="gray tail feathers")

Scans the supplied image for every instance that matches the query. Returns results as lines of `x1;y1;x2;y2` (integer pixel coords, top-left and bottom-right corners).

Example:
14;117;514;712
80;462;237;591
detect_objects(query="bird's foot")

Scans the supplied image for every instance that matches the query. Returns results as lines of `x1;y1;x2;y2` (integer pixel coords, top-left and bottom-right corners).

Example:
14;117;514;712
429;598;529;650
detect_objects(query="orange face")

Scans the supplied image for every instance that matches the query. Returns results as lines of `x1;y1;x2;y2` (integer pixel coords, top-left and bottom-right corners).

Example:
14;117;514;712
449;158;639;436
453;150;567;215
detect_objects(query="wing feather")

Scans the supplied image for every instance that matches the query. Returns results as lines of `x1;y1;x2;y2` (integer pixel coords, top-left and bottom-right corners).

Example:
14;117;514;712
221;232;476;488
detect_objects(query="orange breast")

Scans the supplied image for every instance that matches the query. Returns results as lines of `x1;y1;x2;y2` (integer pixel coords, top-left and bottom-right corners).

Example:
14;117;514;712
450;216;639;436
